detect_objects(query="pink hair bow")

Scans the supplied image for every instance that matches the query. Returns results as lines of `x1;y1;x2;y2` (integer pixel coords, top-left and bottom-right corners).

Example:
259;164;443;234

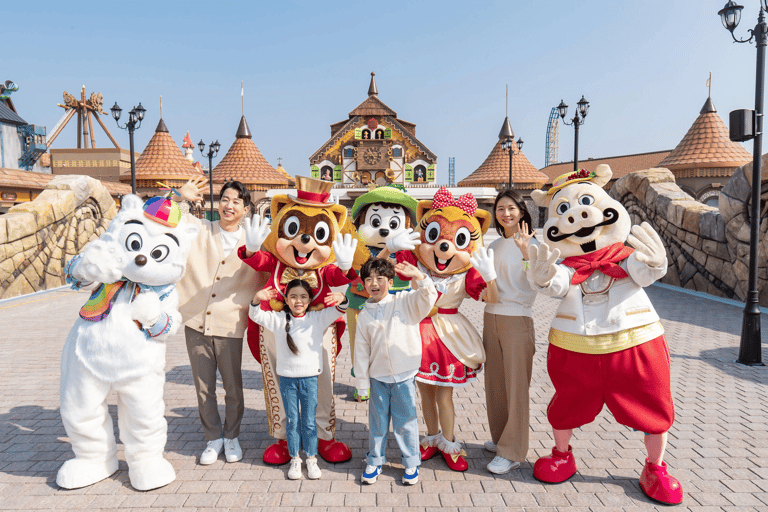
431;187;477;216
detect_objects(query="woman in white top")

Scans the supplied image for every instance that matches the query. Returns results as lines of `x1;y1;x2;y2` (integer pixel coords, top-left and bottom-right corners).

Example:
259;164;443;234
482;189;538;474
250;280;346;481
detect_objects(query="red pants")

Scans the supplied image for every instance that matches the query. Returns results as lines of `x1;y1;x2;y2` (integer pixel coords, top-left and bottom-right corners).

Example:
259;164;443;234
546;334;674;435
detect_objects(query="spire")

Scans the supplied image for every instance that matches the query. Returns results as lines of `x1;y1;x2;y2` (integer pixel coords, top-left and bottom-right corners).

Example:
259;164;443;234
155;118;168;133
368;72;378;96
498;116;514;140
182;131;194;148
236;115;252;139
700;96;716;114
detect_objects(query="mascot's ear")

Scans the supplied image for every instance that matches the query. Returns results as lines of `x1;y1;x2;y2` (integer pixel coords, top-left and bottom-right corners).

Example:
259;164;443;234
416;200;433;223
475;209;492;235
531;189;550;208
121;194;144;212
593;164;612;187
270;195;291;221
328;203;348;228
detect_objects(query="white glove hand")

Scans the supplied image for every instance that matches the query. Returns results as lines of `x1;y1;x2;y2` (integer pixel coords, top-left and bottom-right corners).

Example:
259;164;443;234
386;228;421;253
74;237;128;284
332;233;358;271
529;242;561;287
628;222;666;268
130;291;162;327
469;247;497;282
244;214;271;253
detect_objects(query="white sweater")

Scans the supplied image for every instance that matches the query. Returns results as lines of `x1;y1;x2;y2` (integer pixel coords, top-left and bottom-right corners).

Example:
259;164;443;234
354;277;438;393
249;304;345;378
483;235;538;317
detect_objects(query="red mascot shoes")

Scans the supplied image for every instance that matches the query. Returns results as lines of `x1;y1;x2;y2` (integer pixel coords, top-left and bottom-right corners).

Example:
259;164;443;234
263;439;291;465
639;458;683;505
420;444;439;461
533;445;578;483
317;438;352;463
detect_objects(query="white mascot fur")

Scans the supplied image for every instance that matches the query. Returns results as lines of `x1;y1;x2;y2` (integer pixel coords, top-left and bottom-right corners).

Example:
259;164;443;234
58;194;199;491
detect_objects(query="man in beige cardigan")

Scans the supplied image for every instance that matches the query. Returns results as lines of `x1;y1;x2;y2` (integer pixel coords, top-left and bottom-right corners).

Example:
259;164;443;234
175;177;267;465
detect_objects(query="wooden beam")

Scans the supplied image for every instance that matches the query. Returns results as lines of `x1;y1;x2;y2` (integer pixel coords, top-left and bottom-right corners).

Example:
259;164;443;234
46;109;76;148
93;112;121;149
77;110;82;149
87;111;97;148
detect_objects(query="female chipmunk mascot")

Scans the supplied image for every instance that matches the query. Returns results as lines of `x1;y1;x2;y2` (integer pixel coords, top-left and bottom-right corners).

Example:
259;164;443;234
239;176;358;465
527;164;682;505
389;187;497;471
344;184;418;401
59;195;199;491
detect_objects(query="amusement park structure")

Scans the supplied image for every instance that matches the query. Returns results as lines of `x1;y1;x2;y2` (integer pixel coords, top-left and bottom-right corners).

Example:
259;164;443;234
545;107;559;167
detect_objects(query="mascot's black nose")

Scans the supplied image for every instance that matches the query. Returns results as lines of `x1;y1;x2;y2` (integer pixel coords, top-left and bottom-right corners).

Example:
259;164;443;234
439;242;450;253
301;234;311;244
134;254;147;266
379;228;389;237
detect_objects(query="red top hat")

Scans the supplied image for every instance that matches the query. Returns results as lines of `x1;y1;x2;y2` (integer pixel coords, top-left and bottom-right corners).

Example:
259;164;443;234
289;175;336;207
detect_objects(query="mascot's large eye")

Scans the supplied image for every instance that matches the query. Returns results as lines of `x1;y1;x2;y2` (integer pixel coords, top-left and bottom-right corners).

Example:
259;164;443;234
125;232;142;251
578;194;595;206
283;216;300;239
314;221;330;243
555;202;570;215
150;245;170;262
389;217;401;230
370;214;381;228
454;227;471;249
424;221;441;243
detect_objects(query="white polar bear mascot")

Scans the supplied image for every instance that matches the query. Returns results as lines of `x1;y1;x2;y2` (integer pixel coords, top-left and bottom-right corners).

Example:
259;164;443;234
58;194;199;491
527;165;683;505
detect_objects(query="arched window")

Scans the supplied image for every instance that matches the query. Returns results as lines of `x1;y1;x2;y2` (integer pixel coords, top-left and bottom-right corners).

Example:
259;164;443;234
414;165;426;182
375;129;385;140
362;129;371;140
392;147;403;158
320;166;333;181
360;171;371;185
375;171;387;185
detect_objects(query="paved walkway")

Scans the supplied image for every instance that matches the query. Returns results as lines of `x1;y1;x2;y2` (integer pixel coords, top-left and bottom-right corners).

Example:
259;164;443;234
0;283;767;511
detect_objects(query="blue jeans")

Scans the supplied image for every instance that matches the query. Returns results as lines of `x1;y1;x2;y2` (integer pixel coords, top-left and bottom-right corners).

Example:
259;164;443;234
279;375;318;458
367;377;420;468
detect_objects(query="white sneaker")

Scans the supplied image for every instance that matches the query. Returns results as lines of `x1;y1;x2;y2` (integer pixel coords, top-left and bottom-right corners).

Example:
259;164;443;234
288;456;302;480
484;440;497;453
402;466;419;485
306;457;321;480
487;455;520;475
224;437;242;463
200;438;224;465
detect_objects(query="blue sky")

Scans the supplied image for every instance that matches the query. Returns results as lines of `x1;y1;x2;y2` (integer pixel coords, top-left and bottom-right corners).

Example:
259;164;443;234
4;0;758;183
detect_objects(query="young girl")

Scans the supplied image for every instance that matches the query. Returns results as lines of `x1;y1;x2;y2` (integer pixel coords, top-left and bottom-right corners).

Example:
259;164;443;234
249;280;347;480
482;189;538;474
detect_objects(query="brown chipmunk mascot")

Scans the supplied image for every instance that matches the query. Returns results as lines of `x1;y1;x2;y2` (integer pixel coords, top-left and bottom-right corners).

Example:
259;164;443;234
527;164;682;505
388;187;497;471
239;176;358;465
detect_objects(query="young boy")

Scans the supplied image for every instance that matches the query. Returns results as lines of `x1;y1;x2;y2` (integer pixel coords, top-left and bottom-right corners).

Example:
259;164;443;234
354;258;438;485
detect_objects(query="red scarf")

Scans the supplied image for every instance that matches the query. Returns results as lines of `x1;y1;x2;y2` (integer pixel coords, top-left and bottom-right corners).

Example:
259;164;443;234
561;242;634;285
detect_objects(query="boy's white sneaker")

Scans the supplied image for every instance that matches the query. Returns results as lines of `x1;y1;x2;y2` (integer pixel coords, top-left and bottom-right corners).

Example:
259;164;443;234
361;464;382;484
402;466;419;485
199;438;224;465
224;437;242;463
484;440;497;453
288;456;302;480
306;457;321;480
487;455;520;475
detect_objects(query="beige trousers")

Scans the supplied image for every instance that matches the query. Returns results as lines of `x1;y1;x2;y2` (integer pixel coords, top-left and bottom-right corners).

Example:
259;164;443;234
259;324;337;441
184;327;244;441
482;312;536;462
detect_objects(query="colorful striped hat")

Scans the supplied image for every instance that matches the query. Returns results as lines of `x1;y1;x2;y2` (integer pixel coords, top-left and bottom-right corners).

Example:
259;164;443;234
143;196;182;227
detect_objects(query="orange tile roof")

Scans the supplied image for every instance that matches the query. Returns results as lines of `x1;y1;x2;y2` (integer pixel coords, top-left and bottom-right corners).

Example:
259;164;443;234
658;97;752;171
539;150;672;184
126;119;202;184
458;140;548;190
0;167;132;195
212;116;294;189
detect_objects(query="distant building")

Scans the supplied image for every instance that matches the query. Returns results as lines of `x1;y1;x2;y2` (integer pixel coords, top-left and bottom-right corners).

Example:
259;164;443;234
540;150;672;190
0;80;47;174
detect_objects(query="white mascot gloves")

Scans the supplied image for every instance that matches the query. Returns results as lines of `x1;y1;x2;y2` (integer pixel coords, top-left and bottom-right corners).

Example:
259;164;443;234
332;233;358;272
130;292;162;328
469;246;497;282
529;243;561;288
244;214;271;253
628;222;666;268
386;228;422;253
74;236;128;284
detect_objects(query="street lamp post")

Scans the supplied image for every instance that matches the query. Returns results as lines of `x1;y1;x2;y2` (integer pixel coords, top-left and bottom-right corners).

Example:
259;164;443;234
718;0;766;366
557;96;590;173
498;116;523;189
198;139;221;221
110;102;146;194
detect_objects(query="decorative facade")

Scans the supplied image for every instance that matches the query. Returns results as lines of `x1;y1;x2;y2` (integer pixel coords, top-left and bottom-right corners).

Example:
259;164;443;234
309;72;437;187
0;80;47;174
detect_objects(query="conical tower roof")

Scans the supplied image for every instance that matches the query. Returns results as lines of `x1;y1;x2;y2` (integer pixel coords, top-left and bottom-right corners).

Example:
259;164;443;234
127;118;201;185
458;140;548;190
212;115;294;190
658;97;752;171
275;161;291;180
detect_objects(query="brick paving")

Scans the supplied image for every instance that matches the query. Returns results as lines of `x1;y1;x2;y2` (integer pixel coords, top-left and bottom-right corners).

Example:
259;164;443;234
0;282;767;511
